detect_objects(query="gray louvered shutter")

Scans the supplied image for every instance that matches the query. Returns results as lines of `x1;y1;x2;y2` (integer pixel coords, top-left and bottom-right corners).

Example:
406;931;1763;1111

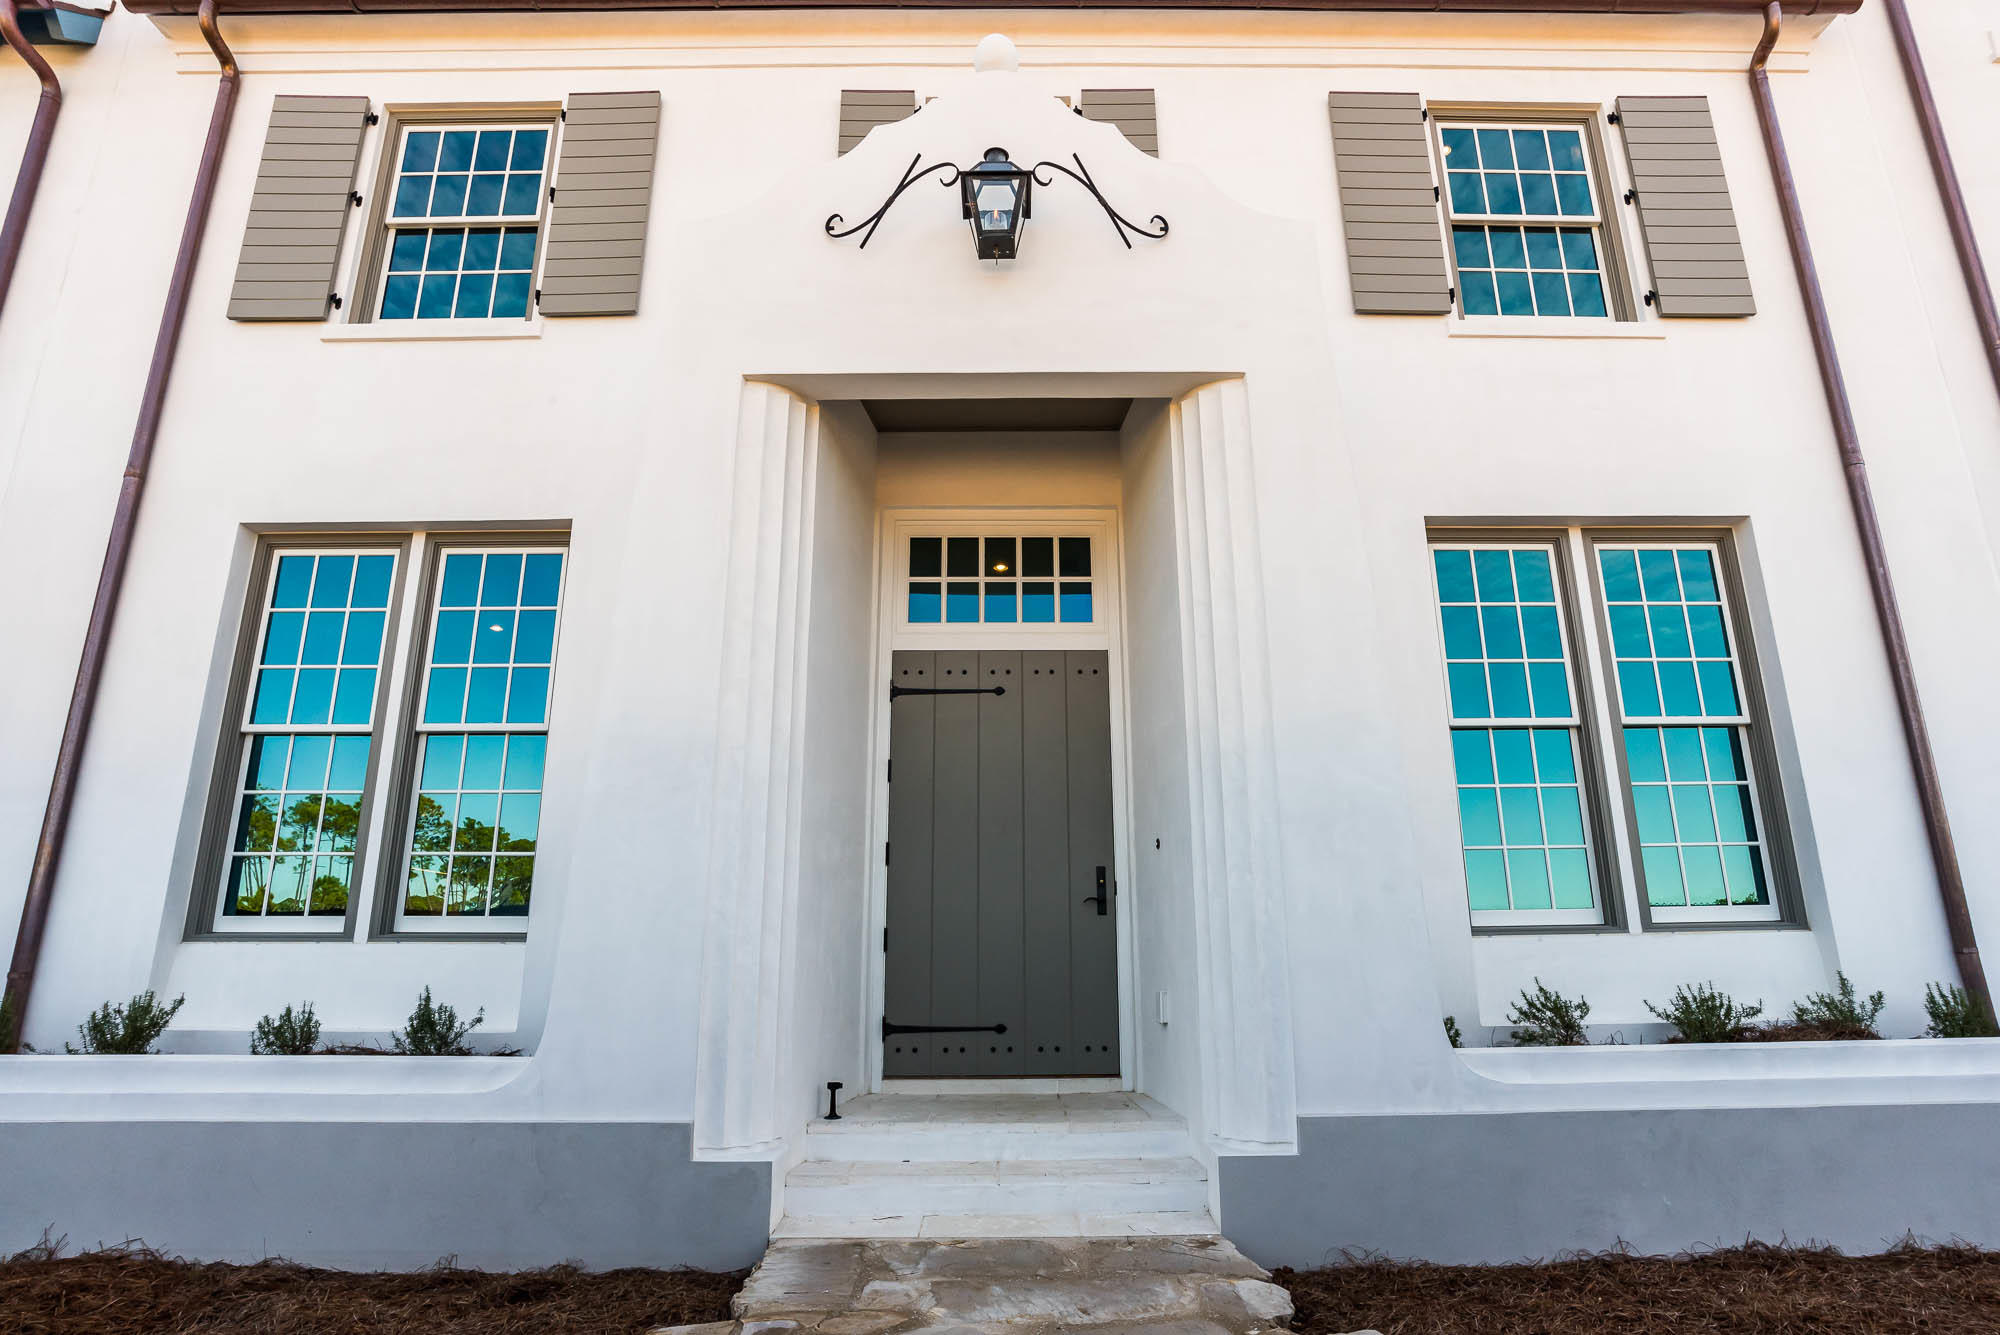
226;95;370;322
1079;89;1158;156
1614;96;1754;317
539;91;660;318
838;91;917;155
1328;92;1451;315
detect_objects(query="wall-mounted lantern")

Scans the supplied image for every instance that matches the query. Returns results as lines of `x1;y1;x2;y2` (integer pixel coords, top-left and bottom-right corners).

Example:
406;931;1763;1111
828;149;1167;260
961;148;1031;260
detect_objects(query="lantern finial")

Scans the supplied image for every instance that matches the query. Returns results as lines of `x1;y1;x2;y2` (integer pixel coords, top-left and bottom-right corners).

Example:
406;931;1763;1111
973;33;1018;74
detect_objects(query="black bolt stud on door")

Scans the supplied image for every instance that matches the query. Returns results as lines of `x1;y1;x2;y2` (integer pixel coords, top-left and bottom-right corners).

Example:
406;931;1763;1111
883;649;1119;1077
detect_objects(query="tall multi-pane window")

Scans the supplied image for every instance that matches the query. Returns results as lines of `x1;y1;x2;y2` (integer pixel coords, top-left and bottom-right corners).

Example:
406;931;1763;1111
377;122;551;320
399;548;566;929
1438;122;1611;319
1596;543;1777;922
198;535;567;938
219;549;396;929
1428;531;1789;929
1431;543;1601;926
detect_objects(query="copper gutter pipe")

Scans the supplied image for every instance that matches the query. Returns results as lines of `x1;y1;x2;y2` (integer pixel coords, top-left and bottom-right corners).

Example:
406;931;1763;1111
0;0;63;323
1881;0;2000;406
1748;0;1992;1020
0;0;238;1052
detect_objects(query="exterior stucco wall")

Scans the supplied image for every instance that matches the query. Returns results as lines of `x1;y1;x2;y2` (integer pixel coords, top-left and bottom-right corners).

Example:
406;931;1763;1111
0;1120;770;1271
1;4;2000;1265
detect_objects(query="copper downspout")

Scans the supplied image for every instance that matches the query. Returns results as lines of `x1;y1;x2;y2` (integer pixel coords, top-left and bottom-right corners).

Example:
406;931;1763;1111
0;0;239;1052
1881;0;2000;406
0;0;63;322
1748;0;1993;1020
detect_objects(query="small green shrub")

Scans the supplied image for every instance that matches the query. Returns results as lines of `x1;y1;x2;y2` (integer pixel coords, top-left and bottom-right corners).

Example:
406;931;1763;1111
1645;982;1764;1044
66;991;184;1054
393;987;483;1056
1443;1016;1463;1049
1507;979;1590;1047
1923;983;1998;1038
0;989;20;1053
1790;972;1885;1039
250;1003;322;1055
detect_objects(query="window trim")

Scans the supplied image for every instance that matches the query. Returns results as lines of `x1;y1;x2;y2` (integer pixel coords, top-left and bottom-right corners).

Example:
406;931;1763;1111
1426;527;1626;934
184;534;411;941
1582;528;1807;931
368;530;571;941
1426;102;1638;324
347;102;563;326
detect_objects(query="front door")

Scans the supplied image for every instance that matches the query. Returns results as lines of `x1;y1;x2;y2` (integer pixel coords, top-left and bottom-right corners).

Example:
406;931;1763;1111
883;649;1119;1077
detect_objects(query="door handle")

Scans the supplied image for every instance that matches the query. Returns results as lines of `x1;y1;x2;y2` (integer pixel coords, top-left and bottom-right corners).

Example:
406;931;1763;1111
1082;865;1110;916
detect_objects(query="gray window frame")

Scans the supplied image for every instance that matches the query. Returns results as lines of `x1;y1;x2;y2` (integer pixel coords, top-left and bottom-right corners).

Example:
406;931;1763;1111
1426;101;1639;323
1427;526;1628;934
1582;527;1807;931
184;533;411;941
347;102;562;325
366;528;570;941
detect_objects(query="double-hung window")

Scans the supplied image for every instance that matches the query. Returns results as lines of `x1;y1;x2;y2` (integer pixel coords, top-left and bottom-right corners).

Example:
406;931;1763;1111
377;121;552;320
1438;121;1611;319
1428;531;1789;929
199;535;568;938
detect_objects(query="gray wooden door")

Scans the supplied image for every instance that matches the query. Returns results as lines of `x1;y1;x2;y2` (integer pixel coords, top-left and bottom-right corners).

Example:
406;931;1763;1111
884;649;1119;1077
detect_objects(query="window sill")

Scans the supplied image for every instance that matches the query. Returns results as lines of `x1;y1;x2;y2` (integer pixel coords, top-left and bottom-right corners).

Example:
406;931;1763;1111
322;318;543;343
1447;317;1664;341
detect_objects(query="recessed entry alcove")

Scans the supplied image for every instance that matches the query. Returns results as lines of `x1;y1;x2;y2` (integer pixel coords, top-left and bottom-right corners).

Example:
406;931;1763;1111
692;376;1298;1173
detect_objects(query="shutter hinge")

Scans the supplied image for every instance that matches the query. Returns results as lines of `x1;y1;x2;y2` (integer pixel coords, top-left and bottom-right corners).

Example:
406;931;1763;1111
1420;106;1429;121
1624;189;1636;206
885;841;891;866
1447;286;1456;304
329;293;343;310
886;758;892;783
1607;111;1621;124
1645;290;1658;307
349;191;363;208
365;111;380;126
533;289;542;306
883;928;889;952
1434;184;1440;203
559;108;567;121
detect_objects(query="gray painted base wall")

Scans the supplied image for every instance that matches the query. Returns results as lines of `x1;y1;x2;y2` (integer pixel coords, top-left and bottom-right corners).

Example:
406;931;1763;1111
1221;1107;2000;1269
0;1122;770;1272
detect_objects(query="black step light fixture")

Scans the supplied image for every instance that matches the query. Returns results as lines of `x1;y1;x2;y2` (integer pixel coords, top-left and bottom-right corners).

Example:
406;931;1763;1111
827;149;1168;260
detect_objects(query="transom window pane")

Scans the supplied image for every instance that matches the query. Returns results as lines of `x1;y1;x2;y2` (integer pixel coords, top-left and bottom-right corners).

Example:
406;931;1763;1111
380;123;549;321
1431;543;1597;920
1598;544;1774;916
1440;121;1608;319
907;535;1093;626
224;550;395;924
404;548;566;925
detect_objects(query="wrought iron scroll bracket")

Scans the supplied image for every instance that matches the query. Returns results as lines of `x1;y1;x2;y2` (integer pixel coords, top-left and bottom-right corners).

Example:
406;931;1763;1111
1031;154;1169;250
825;152;963;249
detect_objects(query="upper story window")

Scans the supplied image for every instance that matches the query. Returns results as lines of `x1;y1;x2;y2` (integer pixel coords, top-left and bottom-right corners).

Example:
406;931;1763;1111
194;533;567;939
377;122;551;321
1428;529;1793;931
1438;122;1610;319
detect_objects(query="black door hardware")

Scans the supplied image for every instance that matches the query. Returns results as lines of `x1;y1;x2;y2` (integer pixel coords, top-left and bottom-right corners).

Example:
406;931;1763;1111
1083;865;1110;916
890;684;1007;701
825;1081;843;1120
882;1019;1009;1037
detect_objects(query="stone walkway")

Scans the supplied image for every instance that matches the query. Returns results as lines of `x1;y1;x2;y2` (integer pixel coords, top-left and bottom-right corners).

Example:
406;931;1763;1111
662;1236;1300;1335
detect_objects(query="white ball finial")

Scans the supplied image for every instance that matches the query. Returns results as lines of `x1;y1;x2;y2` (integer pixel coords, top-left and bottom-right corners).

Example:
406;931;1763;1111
973;33;1019;73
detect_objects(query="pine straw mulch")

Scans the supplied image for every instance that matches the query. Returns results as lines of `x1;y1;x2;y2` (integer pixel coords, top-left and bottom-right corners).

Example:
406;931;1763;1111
0;1240;743;1335
1274;1239;2000;1334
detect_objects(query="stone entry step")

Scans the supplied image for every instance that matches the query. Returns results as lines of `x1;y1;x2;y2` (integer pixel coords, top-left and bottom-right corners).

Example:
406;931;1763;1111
803;1091;1193;1162
712;1236;1296;1335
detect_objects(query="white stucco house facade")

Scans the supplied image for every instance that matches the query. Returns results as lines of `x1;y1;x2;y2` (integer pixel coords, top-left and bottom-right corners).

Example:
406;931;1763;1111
3;0;2000;1271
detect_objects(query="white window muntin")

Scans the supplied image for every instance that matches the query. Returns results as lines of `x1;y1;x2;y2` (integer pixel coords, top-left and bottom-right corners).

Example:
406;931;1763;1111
1430;539;1604;928
375;120;553;322
395;542;567;934
1592;539;1780;924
